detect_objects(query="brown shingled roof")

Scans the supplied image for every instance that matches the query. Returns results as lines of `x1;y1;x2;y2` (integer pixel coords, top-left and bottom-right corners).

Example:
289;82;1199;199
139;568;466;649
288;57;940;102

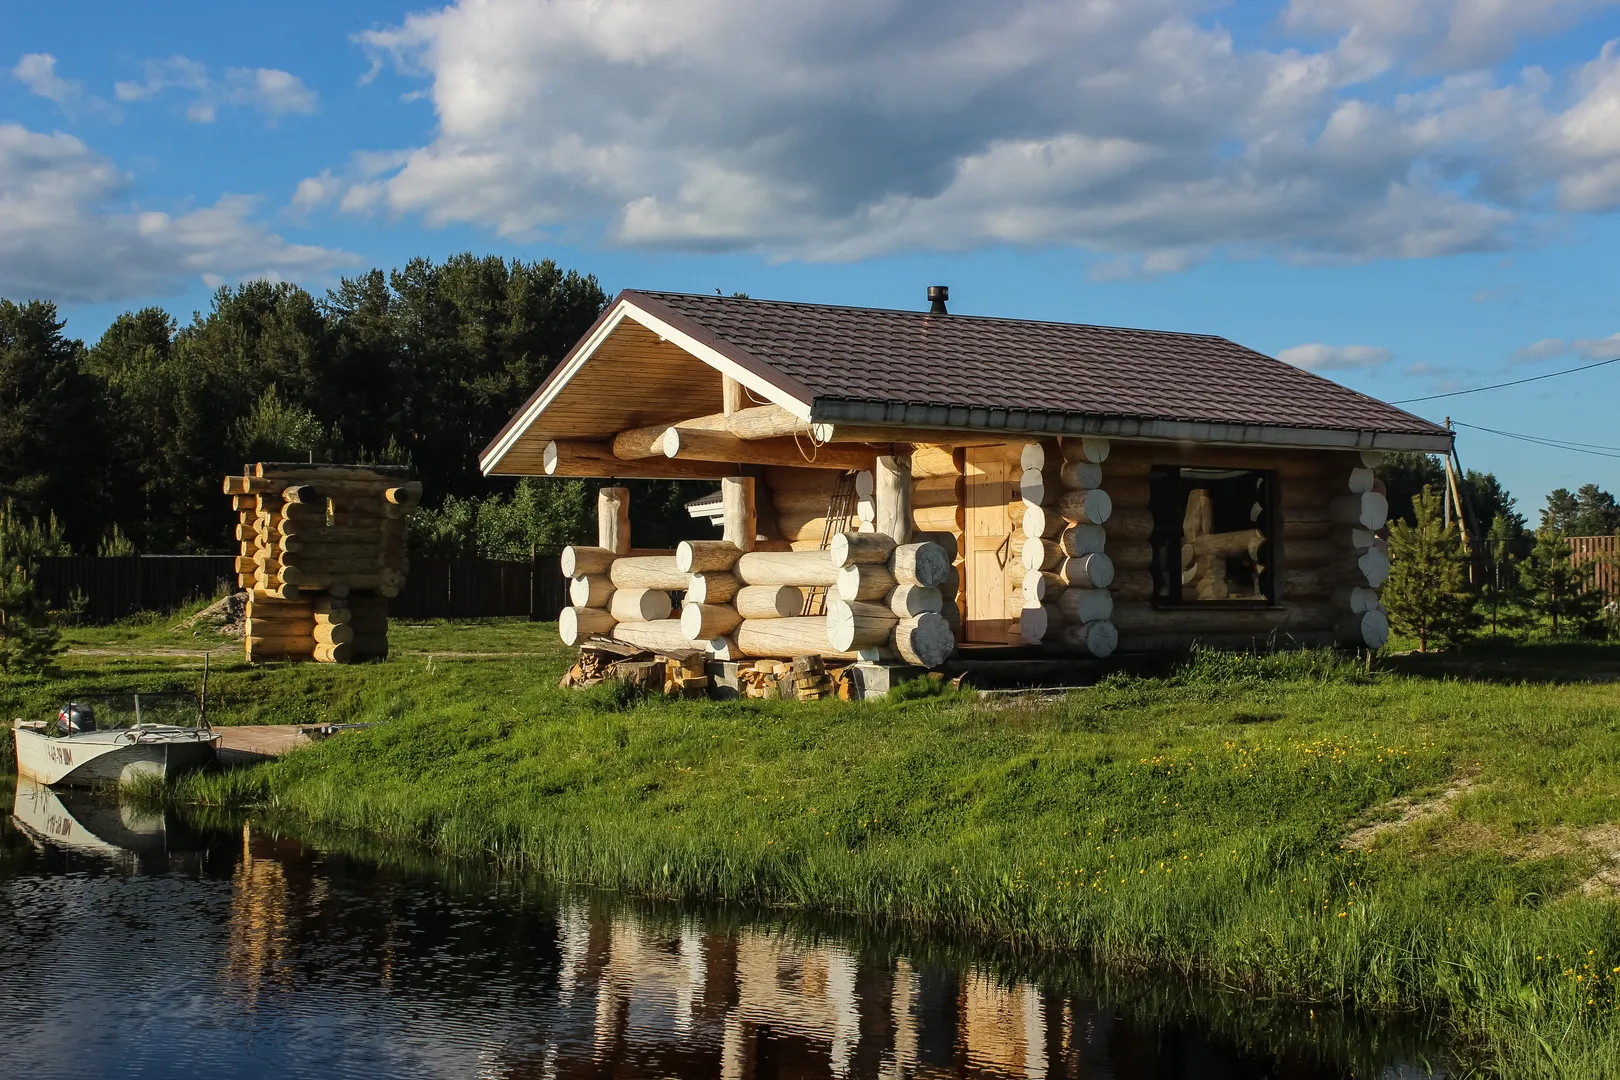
624;290;1446;440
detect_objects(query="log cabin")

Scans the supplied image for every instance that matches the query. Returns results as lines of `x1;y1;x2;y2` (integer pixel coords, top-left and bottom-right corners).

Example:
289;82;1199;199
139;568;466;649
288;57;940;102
480;288;1451;679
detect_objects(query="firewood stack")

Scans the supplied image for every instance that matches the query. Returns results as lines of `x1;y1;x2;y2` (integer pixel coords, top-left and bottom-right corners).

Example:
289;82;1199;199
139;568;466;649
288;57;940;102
223;463;421;663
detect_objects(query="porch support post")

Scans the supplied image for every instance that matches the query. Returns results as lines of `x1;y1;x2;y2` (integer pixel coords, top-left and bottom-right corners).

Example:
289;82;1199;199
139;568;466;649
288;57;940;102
721;476;756;553
598;486;630;555
875;454;912;545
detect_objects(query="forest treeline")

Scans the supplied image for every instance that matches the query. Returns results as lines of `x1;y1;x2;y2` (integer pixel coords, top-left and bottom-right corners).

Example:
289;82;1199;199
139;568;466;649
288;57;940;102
0;253;716;559
2;252;1617;561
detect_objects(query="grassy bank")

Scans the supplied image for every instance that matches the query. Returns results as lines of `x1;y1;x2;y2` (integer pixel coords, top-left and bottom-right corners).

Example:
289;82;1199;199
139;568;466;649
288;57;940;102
14;614;1620;1074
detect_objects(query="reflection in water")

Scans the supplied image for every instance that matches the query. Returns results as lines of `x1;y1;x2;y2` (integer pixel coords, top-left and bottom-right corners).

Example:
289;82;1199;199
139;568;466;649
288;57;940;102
0;776;1442;1079
226;822;295;1002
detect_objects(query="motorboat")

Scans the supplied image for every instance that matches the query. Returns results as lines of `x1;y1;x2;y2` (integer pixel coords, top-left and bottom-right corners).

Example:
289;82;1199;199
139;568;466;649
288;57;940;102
12;692;220;788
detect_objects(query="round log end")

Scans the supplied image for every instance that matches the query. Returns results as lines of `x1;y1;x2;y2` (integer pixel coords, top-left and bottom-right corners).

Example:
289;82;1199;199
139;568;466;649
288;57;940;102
560;606;616;646
827;598;898;651
1062;619;1118;657
894;611;954;667
892;541;949;586
1358;547;1391;588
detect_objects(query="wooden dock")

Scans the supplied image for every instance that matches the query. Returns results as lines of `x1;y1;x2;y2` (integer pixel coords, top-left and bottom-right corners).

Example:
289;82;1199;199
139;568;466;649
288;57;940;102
213;725;313;766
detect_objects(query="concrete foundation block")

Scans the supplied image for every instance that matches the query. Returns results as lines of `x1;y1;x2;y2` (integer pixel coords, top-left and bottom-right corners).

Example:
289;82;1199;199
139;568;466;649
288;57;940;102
848;662;927;700
705;660;744;700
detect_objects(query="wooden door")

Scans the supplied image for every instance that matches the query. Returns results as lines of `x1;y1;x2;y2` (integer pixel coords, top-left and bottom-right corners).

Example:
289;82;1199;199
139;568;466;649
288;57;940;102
964;447;1014;643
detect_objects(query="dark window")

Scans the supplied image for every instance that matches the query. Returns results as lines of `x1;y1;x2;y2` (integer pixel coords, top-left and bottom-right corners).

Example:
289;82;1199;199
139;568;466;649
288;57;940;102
1147;467;1275;604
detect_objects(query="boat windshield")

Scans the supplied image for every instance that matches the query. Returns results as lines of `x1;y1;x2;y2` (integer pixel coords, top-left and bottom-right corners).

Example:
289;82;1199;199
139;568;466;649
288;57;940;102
53;694;202;735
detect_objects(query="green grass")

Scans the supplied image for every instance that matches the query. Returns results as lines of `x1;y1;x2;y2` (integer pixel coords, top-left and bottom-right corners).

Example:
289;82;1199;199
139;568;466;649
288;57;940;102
15;614;1620;1074
0;614;565;743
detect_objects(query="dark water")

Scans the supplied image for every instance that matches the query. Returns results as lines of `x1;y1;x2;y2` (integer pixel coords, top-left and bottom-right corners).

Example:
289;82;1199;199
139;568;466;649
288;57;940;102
0;775;1446;1079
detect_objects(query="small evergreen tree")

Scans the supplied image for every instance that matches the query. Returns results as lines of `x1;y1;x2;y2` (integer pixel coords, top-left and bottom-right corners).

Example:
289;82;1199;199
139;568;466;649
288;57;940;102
0;501;68;673
1519;527;1604;636
1480;513;1530;636
97;524;136;557
1383;486;1477;651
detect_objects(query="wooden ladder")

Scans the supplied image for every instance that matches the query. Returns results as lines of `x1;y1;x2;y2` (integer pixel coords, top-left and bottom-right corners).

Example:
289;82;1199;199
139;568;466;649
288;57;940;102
801;471;859;615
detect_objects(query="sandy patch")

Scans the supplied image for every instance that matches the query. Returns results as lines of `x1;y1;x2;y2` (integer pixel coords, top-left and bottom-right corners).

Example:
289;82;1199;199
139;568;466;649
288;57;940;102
1343;775;1478;850
1578;825;1620;896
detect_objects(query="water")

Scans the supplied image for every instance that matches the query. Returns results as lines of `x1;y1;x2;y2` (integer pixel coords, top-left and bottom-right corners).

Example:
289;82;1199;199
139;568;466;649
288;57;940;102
0;775;1446;1079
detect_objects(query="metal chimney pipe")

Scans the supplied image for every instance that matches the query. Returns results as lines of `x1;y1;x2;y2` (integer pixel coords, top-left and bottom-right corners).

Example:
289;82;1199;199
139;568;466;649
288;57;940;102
927;285;948;315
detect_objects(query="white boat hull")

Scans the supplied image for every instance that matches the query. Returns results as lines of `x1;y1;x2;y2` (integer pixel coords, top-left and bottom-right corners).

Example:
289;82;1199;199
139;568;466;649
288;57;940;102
13;725;218;787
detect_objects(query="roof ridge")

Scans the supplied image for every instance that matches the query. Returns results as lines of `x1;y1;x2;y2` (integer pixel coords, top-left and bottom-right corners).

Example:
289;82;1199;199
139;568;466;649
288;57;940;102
620;288;1235;343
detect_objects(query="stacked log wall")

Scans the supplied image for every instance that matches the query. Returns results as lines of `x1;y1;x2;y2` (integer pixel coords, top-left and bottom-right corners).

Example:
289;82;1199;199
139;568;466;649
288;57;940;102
1016;437;1119;658
763;466;877;549
224;464;419;663
562;464;956;667
1100;444;1389;652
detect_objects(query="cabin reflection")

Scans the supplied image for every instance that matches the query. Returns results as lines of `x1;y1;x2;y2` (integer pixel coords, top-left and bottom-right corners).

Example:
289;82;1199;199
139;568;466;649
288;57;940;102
527;899;1100;1080
206;829;1356;1080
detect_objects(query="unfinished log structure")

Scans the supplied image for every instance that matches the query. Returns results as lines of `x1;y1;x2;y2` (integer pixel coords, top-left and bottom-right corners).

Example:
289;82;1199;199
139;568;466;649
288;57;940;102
223;463;421;663
481;289;1450;673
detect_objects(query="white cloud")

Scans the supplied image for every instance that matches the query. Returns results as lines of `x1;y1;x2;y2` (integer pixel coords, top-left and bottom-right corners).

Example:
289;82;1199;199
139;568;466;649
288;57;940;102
114;55;209;103
288;169;342;215
1403;361;1450;376
1282;0;1620;70
12;52;119;119
1513;337;1569;363
224;67;318;120
1573;332;1620;358
13;53;78;104
318;0;1620;265
1278;343;1394;370
0;122;358;304
114;56;315;123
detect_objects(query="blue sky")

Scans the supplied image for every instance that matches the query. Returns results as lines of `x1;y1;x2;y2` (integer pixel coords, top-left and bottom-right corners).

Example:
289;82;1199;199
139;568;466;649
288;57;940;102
5;0;1620;517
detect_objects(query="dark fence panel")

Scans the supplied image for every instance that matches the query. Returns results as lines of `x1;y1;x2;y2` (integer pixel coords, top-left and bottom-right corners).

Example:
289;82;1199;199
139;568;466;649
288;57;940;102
389;555;566;621
532;554;565;621
35;556;236;623
33;554;568;624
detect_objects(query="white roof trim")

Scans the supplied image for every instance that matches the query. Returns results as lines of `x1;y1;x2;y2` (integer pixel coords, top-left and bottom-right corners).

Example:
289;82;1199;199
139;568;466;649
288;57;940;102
480;298;814;476
480;302;633;474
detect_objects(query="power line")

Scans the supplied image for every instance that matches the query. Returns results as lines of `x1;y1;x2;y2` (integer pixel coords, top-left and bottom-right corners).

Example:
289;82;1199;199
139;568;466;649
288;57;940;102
1391;355;1620;404
1452;420;1620;460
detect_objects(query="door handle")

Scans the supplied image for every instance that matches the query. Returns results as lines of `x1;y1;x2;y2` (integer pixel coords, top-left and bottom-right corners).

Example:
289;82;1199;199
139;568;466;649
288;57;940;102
994;534;1011;570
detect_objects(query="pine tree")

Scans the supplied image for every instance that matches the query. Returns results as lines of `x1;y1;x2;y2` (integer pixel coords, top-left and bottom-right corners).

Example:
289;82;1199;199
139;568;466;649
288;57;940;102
0;501;67;674
1383;486;1477;651
1480;513;1530;636
1519;527;1603;636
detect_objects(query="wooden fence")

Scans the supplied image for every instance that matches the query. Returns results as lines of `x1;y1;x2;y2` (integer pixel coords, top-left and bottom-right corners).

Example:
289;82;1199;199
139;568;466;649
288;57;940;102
390;555;566;620
1569;535;1620;600
32;554;567;624
35;556;237;623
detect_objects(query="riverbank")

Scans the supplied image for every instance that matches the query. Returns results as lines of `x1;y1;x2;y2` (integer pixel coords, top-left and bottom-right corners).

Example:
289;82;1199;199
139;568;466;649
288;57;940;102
13;615;1620;1074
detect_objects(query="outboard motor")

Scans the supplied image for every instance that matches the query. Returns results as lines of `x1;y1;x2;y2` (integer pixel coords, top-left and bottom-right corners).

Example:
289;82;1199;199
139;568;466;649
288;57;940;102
55;703;95;735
